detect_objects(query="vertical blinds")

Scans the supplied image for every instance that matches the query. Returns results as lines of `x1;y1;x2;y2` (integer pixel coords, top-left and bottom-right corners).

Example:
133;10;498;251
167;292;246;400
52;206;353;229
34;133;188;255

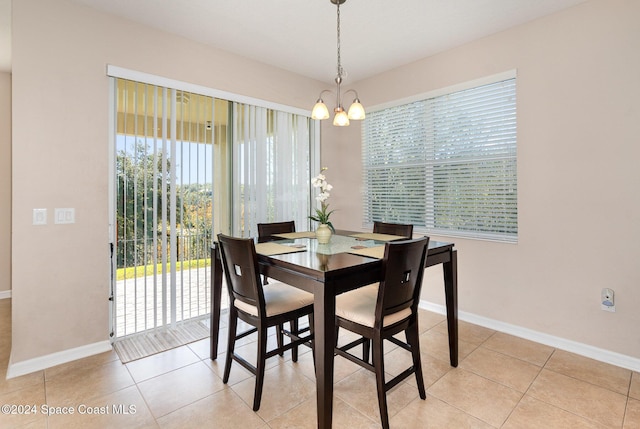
114;79;216;337
232;104;313;238
363;78;517;242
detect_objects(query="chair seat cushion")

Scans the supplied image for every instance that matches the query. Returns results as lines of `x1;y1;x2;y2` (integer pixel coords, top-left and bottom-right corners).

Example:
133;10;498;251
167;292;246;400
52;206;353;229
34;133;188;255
359;283;379;297
336;285;411;328
235;281;314;317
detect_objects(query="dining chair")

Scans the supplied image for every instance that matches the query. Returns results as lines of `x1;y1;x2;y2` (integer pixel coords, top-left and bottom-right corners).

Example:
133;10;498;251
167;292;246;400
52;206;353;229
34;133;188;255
372;221;413;238
334;236;430;429
217;233;314;411
256;221;296;283
257;220;296;241
256;220;298;353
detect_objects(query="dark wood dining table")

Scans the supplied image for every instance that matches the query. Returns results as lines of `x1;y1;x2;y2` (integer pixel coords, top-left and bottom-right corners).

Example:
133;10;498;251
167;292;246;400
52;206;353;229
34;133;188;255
210;230;458;429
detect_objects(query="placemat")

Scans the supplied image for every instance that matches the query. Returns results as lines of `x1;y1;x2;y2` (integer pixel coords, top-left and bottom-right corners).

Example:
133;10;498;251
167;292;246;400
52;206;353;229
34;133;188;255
255;242;307;256
272;231;317;239
348;245;385;259
350;232;407;242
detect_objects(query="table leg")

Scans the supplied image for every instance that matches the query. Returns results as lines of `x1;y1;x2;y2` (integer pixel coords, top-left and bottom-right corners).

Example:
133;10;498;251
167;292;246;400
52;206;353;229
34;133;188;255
443;249;458;367
210;244;223;360
314;285;335;429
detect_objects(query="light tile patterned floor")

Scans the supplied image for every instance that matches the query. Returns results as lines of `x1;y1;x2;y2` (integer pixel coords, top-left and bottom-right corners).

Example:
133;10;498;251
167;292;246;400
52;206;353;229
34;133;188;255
1;297;639;428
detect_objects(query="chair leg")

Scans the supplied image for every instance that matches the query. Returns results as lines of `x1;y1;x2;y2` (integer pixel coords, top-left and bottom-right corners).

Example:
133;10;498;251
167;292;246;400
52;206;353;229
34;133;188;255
253;322;268;411
223;309;238;384
406;323;426;399
277;323;284;356
372;334;390;429
291;317;299;362
363;338;371;364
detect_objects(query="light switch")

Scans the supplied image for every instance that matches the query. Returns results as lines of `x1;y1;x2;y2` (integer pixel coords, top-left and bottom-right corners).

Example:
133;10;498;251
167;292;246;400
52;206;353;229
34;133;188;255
33;208;47;225
54;208;75;224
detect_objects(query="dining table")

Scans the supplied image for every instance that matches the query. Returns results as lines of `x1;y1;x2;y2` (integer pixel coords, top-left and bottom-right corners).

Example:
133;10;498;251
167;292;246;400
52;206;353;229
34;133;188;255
210;230;458;429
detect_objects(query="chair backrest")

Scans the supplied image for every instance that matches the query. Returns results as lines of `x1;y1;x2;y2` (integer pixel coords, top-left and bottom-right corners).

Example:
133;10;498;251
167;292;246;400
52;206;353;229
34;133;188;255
217;234;265;314
257;221;296;239
373;221;413;238
376;236;429;324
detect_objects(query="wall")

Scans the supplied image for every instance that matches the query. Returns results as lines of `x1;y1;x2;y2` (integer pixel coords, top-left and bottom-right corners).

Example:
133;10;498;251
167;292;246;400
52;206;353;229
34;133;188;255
325;0;640;363
0;72;9;295
10;0;640;373
9;0;325;370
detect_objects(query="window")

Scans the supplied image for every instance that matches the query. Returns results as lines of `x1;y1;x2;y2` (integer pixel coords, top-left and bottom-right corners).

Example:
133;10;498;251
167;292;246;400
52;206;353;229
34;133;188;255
362;75;517;242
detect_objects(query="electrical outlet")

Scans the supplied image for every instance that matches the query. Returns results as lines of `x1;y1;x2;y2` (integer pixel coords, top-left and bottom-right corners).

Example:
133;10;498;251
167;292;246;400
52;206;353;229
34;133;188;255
601;288;615;312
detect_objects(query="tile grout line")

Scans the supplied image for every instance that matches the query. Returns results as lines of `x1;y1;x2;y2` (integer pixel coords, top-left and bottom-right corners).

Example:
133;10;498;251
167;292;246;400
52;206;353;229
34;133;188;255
123;361;161;427
497;353;546;428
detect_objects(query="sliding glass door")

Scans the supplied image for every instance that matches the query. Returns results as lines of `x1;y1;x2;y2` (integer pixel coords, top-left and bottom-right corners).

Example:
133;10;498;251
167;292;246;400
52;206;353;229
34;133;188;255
111;76;317;339
112;79;230;337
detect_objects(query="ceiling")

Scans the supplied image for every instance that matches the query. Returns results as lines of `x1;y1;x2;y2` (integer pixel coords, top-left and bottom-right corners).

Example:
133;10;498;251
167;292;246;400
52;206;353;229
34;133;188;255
1;0;588;82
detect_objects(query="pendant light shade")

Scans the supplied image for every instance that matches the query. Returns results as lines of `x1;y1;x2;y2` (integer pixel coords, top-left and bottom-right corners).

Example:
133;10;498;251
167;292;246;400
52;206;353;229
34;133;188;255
312;99;330;120
332;108;350;126
347;98;365;120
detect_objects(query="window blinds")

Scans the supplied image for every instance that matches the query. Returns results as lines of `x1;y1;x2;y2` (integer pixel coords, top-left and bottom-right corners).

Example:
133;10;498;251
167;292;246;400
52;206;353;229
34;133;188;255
363;78;517;242
113;79;216;337
232;104;314;238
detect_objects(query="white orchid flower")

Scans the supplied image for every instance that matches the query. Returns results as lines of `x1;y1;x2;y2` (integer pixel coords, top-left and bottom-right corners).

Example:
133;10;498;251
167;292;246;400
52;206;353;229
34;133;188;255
317;192;330;202
309;168;335;232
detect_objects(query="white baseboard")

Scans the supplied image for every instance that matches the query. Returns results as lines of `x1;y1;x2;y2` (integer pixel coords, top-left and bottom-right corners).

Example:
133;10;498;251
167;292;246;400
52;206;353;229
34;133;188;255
0;290;11;299
6;341;113;379
419;300;640;373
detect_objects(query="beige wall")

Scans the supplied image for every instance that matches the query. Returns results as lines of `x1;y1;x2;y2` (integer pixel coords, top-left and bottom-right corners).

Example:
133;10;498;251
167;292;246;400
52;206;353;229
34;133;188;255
9;0;640;370
10;0;324;365
0;72;9;293
325;0;640;359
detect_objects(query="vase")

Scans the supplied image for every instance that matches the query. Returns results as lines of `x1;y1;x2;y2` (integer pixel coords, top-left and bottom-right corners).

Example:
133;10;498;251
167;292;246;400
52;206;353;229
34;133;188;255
316;224;332;244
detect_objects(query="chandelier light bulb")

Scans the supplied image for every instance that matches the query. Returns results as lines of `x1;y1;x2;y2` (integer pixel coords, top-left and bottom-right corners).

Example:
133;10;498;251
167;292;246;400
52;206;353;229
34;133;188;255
347;99;365;120
333;108;350;126
312;100;330;120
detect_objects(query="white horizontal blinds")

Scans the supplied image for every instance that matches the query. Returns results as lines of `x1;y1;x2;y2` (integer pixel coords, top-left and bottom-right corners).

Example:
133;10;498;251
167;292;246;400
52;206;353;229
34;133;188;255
362;101;429;225
427;79;517;240
363;77;517;242
232;103;312;237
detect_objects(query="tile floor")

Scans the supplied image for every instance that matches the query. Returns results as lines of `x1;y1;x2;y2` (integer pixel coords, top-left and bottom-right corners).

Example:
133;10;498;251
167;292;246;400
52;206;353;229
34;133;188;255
1;297;639;428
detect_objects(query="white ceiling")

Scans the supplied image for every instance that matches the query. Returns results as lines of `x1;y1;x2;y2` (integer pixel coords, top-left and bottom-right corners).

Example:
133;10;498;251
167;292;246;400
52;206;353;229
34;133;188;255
1;0;588;82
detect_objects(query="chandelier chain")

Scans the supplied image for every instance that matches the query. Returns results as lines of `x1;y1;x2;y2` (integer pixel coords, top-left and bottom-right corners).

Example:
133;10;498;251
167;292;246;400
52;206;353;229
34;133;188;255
336;1;343;78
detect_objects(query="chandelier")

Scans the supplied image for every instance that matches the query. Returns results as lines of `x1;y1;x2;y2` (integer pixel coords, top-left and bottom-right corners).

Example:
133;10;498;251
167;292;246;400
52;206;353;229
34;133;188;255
311;0;365;126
